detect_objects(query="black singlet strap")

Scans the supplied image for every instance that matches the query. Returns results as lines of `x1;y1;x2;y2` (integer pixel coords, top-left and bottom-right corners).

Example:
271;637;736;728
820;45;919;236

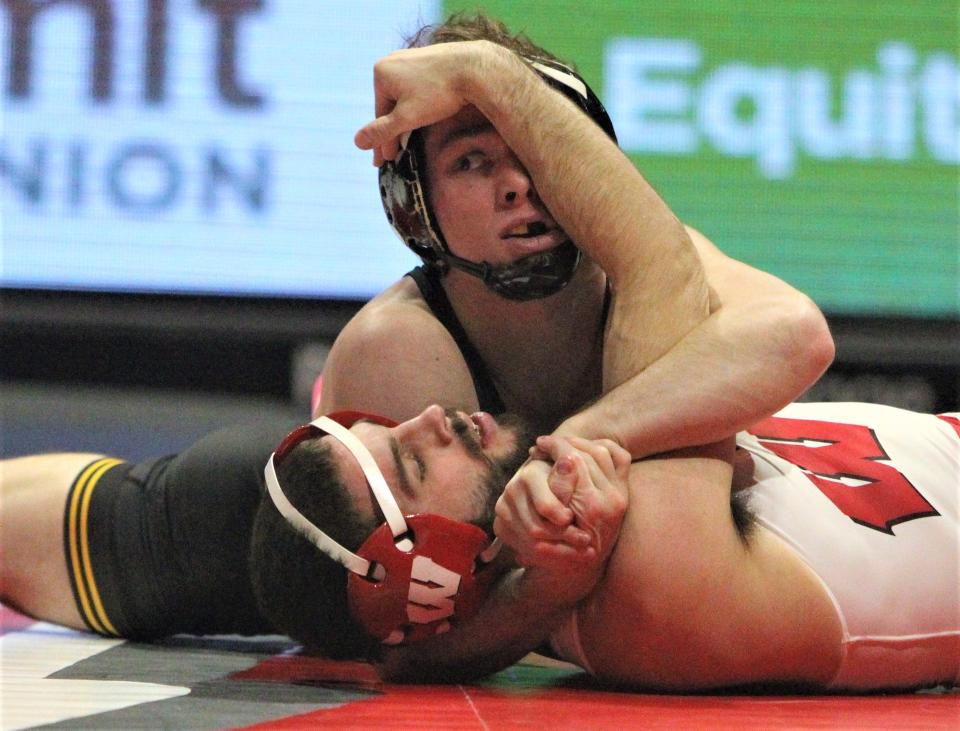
407;266;506;414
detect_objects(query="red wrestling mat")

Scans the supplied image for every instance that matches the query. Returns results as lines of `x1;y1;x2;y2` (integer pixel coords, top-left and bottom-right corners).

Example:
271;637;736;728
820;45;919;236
2;606;957;730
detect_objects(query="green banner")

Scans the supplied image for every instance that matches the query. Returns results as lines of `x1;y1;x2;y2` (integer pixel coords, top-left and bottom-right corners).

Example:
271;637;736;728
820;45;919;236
444;1;959;317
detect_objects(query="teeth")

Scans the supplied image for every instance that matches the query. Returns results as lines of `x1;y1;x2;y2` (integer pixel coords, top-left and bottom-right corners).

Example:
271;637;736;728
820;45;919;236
470;414;483;441
507;221;548;238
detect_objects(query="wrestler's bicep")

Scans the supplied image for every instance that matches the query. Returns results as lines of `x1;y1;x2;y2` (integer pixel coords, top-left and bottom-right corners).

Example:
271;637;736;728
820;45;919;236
577;454;839;688
574;454;751;686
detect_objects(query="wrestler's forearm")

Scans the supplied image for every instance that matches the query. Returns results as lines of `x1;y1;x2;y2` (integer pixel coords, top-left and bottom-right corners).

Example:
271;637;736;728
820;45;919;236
556;234;834;457
465;43;710;363
377;567;578;683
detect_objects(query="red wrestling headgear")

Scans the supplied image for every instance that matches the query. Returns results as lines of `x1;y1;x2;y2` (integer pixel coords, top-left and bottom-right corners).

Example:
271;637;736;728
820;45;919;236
263;411;501;646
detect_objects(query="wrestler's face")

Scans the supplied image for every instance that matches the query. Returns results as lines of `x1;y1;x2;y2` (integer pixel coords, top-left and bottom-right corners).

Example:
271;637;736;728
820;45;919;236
330;405;533;531
423;106;568;266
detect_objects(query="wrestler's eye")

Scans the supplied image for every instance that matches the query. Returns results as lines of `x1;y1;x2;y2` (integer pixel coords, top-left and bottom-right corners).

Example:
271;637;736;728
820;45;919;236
403;448;425;483
413;453;426;481
453;151;487;173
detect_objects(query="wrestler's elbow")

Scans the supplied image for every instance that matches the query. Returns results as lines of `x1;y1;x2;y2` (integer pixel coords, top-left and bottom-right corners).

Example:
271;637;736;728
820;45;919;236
781;294;835;389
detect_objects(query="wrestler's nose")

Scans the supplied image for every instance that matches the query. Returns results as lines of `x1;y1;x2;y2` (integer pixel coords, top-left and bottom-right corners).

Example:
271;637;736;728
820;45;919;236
406;404;454;445
498;156;536;209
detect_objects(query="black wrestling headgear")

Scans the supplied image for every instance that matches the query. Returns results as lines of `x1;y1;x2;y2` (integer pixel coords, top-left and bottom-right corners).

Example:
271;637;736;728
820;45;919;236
378;56;617;301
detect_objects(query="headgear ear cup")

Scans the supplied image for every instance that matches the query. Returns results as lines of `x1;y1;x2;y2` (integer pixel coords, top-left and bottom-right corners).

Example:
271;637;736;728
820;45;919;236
348;514;499;645
379;131;442;266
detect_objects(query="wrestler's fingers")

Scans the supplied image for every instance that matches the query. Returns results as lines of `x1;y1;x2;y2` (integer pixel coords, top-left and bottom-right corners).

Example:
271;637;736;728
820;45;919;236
494;483;534;535
568;437;630;467
567;437;632;485
525;484;573;529
499;485;590;543
364;87;396;166
559;523;593;547
564;437;616;480
357;130;401;166
497;489;591;548
535;435;582;466
563;452;625;544
378;138;401;164
355;108;405;154
527;443;550;462
495;483;572;541
520;461;575;526
551;442;609;501
493;517;586;568
608;439;633;475
535;439;607;503
354;122;378;151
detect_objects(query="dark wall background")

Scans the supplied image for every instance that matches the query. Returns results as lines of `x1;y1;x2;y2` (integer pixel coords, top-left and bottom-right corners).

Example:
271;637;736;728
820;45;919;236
2;289;957;460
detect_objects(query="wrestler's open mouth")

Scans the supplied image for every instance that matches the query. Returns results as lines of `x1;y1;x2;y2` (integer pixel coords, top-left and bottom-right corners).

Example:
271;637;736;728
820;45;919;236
501;220;567;254
469;412;497;450
505;221;550;238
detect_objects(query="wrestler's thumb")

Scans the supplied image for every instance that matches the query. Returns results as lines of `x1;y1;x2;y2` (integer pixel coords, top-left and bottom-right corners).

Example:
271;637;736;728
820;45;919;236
549;456;577;505
355;113;398;149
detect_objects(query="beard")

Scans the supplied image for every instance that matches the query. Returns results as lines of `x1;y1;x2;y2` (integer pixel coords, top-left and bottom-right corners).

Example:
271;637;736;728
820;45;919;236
453;411;536;535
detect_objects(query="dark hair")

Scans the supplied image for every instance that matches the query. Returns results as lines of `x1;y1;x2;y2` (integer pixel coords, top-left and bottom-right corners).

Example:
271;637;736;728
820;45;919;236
249;438;378;659
406;11;569;68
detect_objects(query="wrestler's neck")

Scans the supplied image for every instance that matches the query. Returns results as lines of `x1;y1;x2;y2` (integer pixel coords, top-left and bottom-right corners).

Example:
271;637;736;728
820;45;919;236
441;255;605;340
443;258;607;428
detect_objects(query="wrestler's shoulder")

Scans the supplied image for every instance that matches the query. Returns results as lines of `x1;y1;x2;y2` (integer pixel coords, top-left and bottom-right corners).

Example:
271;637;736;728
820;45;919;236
319;277;476;417
337;277;455;351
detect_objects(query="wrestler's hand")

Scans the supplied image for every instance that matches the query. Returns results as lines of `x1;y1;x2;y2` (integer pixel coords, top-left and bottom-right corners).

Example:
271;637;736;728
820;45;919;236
493;456;592;571
354;41;501;165
540;435;631;565
495;436;631;607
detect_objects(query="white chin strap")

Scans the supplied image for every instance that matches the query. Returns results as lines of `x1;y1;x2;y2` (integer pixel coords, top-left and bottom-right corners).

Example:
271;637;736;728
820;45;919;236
263;415;413;582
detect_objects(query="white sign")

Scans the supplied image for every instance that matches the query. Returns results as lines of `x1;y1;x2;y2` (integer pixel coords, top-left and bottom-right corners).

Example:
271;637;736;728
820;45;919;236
605;38;959;179
1;0;439;298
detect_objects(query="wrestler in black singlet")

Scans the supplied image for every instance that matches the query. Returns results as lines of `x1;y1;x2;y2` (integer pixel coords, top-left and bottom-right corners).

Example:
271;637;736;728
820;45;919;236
65;420;294;638
408;265;610;415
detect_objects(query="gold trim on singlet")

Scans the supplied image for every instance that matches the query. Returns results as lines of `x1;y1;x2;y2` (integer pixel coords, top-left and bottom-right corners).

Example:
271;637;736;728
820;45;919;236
65;457;123;636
